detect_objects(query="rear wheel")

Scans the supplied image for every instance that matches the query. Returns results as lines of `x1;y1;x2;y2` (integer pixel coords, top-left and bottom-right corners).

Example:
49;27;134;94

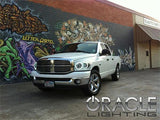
82;70;101;96
112;66;120;81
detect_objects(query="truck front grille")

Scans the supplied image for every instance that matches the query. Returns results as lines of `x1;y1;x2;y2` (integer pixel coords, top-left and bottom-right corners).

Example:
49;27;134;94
36;77;71;81
37;59;73;74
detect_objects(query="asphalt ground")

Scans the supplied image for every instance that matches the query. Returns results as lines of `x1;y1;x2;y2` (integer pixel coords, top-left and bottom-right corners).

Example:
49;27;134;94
0;68;160;120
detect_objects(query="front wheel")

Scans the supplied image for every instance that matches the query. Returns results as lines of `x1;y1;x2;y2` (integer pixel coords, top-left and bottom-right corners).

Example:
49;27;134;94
82;70;101;96
112;66;120;81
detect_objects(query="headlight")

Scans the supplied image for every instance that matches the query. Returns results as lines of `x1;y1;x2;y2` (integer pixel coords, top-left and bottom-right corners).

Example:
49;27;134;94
75;62;83;70
75;62;90;71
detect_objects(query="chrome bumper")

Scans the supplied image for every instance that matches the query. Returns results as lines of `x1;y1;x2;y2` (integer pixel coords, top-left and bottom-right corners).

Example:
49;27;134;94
32;78;89;86
31;71;91;86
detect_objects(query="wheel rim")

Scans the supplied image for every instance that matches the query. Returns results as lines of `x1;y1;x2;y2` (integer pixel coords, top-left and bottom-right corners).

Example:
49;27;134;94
117;67;120;79
89;73;100;93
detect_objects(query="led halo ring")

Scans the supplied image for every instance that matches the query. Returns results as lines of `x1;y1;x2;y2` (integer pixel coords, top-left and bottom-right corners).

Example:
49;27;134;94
75;62;89;70
75;62;83;70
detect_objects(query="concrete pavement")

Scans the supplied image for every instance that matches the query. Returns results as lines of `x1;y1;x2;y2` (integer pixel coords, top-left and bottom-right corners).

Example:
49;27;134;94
0;69;160;120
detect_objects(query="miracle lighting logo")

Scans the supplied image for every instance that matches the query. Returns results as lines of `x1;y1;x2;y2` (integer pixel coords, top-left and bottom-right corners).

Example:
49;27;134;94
86;96;157;117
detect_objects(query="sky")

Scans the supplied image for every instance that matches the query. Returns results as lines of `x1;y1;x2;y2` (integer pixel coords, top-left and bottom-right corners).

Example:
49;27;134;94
107;0;160;21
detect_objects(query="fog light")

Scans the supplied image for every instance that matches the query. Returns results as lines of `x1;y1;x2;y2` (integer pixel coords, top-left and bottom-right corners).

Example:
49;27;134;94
74;79;81;84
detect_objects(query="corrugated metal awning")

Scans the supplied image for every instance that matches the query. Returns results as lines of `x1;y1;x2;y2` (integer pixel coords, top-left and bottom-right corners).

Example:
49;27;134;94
138;24;160;41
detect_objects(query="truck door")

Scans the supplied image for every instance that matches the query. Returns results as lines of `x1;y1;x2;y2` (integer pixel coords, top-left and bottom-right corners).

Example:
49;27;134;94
104;44;115;73
99;43;112;78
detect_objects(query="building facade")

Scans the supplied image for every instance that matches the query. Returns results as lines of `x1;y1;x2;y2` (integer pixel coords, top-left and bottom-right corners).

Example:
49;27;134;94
0;0;159;84
133;15;160;70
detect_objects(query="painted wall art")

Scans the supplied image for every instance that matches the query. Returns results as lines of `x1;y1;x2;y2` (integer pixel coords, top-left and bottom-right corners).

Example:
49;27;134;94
118;47;135;70
55;19;114;51
0;0;134;84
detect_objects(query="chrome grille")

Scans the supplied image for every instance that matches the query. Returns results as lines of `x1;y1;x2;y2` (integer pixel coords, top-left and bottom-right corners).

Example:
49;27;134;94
37;58;72;74
36;77;71;81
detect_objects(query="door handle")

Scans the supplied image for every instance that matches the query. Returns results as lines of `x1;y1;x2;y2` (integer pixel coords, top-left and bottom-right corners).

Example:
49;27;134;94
107;59;109;61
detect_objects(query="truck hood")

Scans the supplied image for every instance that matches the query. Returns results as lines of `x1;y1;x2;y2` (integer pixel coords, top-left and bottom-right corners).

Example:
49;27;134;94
41;52;96;61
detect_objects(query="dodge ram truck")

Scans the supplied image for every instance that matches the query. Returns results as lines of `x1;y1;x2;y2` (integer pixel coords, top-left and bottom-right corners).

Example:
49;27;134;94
31;41;121;95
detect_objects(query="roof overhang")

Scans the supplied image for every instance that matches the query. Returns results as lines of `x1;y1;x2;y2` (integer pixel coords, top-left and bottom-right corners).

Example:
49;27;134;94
137;24;160;42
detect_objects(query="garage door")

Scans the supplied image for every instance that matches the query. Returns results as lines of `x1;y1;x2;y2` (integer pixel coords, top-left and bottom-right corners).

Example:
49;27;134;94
151;40;160;68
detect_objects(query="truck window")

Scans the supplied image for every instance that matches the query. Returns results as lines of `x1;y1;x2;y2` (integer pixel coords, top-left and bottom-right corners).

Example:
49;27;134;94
100;43;111;56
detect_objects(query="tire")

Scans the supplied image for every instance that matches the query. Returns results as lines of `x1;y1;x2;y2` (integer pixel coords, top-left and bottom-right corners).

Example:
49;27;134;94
82;70;101;96
112;65;120;81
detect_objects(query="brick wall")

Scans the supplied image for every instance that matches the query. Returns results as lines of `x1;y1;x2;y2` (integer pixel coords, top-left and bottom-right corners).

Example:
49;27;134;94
29;0;133;27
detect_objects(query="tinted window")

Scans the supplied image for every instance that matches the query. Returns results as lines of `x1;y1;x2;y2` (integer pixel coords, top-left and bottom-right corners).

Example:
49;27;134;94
60;43;98;53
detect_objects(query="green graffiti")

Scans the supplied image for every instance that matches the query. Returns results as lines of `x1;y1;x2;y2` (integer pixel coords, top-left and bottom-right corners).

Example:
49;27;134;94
0;38;29;80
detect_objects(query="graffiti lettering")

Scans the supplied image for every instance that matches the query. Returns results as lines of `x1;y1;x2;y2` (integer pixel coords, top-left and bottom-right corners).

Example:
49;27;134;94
0;38;30;80
118;47;135;70
55;19;114;49
22;35;54;44
0;4;48;34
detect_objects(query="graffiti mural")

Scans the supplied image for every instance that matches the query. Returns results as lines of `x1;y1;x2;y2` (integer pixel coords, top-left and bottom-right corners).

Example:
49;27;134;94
0;2;54;83
0;38;29;80
15;40;37;74
0;37;55;82
118;47;135;70
55;19;114;50
0;4;48;34
0;0;135;84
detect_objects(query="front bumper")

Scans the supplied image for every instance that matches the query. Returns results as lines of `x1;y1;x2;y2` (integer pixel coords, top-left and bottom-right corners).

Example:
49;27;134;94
31;71;91;86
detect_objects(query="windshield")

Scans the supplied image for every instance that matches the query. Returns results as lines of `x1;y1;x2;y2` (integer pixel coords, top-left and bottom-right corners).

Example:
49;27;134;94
60;43;98;54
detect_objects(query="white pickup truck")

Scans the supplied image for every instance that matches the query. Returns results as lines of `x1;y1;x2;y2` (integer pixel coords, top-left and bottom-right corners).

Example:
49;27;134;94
31;41;121;95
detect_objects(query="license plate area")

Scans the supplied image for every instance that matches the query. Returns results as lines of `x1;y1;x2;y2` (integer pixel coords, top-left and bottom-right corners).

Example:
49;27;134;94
44;81;55;87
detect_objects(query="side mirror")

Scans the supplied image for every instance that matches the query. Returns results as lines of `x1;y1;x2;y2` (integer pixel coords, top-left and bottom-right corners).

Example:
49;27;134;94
101;49;111;56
